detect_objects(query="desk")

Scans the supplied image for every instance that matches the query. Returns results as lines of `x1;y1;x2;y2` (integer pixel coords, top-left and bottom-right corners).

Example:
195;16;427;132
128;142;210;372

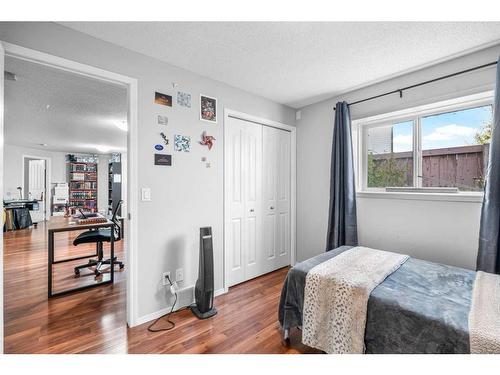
4;200;38;230
47;217;115;298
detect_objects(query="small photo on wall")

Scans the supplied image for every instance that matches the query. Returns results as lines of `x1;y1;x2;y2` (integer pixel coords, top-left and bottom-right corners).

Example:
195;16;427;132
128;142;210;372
154;91;172;107
157;115;168;125
200;94;217;123
154;154;172;166
177;91;192;108
174;135;191;152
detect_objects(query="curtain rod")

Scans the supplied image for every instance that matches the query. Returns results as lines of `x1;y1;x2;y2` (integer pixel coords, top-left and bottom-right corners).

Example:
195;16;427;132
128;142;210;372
333;60;498;110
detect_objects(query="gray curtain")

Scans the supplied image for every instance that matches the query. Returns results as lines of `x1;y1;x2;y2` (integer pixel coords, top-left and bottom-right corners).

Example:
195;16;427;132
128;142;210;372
477;59;500;274
326;101;358;251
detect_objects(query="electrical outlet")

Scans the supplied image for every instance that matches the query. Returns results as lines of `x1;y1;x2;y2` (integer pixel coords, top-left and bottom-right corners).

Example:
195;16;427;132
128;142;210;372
162;271;171;286
175;268;184;282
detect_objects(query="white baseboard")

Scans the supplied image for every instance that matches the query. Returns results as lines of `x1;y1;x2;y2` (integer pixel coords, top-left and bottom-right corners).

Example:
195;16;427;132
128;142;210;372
214;287;228;297
136;286;228;326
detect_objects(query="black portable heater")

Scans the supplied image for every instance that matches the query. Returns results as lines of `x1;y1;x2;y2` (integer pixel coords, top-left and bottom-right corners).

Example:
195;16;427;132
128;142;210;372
190;227;217;319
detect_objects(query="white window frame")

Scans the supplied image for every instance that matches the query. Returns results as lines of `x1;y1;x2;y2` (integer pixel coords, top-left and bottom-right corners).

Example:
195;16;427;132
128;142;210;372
353;91;494;203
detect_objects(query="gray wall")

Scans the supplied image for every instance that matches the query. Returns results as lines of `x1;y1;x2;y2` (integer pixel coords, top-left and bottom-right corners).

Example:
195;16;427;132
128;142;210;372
296;44;500;269
0;22;295;320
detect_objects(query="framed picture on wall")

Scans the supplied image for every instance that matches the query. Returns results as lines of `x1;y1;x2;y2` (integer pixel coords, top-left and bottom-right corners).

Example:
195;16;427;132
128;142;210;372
200;94;217;123
154;91;172;107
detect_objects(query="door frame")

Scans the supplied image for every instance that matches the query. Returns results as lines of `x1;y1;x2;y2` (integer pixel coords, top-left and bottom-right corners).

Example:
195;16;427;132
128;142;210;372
0;41;140;328
223;108;296;293
22;154;51;221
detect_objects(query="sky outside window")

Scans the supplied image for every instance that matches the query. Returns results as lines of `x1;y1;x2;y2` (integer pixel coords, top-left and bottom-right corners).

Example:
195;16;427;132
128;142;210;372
392;121;413;152
392;105;492;152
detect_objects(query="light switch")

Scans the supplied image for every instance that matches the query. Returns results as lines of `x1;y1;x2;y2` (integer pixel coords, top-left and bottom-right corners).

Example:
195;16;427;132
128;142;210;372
141;188;151;201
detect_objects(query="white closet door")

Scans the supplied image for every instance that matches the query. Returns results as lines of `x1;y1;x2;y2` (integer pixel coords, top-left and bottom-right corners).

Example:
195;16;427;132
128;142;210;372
225;117;263;287
243;121;263;280
275;129;291;268
263;126;291;272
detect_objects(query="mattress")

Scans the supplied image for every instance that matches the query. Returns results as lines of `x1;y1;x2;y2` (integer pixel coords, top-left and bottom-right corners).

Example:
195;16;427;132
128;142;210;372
278;246;475;353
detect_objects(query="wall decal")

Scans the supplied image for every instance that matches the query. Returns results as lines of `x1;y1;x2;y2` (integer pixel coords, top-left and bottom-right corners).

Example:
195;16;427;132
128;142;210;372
160;132;169;146
154;91;172;107
174;135;191;152
154;154;172;166
199;131;216;150
200;94;217;123
177;91;192;108
155;144;164;151
201;156;211;168
157;115;168;125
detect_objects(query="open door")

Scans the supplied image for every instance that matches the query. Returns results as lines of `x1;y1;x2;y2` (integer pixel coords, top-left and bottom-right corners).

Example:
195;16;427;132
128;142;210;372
27;159;46;222
1;41;6;354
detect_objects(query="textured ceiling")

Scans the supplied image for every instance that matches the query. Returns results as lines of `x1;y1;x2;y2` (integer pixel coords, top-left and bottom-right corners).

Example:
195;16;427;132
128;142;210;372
4;56;127;154
60;22;500;108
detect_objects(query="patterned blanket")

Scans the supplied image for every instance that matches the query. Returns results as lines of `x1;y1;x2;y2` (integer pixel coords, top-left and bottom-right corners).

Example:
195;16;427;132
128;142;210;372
301;246;409;353
469;271;500;354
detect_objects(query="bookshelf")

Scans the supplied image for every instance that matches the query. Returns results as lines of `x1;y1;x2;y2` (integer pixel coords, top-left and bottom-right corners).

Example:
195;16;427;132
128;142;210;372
68;158;98;214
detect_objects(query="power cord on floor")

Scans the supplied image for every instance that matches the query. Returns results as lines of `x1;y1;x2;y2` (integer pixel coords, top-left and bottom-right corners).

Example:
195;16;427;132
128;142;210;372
147;275;193;332
147;293;178;332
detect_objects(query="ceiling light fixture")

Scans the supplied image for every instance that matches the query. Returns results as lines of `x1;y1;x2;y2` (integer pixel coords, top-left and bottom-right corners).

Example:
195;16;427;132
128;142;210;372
115;120;128;132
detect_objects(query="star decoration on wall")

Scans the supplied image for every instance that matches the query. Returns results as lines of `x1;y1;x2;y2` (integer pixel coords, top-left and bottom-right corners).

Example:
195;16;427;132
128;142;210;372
200;131;216;150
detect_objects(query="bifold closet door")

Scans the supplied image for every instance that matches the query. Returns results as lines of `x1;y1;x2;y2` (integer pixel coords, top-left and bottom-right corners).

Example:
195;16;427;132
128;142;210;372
263;126;291;273
226;117;263;287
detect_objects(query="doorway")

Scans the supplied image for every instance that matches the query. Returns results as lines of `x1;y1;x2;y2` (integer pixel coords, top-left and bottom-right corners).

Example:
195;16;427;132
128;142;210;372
0;41;139;342
22;155;50;223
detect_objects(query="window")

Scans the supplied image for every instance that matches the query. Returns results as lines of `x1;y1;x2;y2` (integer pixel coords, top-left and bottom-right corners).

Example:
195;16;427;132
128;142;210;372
366;120;414;188
359;93;493;193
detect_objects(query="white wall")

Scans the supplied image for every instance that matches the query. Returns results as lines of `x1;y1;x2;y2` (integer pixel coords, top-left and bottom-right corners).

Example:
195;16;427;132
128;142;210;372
4;143;111;213
357;197;481;269
4;144;65;200
0;22;295;321
1;40;4;354
296;44;500;270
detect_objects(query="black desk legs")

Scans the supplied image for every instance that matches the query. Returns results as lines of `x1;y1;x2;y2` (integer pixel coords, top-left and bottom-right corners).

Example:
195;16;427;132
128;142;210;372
48;230;54;298
48;224;115;298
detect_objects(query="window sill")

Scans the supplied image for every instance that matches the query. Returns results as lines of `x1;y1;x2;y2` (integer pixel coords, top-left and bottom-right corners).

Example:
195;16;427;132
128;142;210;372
356;190;484;203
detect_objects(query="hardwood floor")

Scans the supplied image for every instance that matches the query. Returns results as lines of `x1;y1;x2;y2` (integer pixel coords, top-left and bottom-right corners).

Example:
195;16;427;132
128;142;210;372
3;222;315;353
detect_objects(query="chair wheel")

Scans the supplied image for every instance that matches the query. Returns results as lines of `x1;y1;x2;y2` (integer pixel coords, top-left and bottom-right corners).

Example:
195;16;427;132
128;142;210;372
74;269;80;276
119;264;124;269
95;270;101;276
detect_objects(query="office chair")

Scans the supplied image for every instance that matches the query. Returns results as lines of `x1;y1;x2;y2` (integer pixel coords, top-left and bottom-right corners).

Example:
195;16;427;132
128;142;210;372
73;200;125;278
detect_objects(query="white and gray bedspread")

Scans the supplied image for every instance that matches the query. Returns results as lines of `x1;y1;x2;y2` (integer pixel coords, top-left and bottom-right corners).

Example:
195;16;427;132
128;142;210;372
278;246;475;354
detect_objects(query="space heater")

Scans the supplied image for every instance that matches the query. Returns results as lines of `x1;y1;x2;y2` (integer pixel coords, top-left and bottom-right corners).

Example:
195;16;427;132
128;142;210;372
191;227;217;319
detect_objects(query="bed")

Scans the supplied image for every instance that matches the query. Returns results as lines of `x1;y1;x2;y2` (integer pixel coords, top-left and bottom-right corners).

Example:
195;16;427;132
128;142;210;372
278;246;476;354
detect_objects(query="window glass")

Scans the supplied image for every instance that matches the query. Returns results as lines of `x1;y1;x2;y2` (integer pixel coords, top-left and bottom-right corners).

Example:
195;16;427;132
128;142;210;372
366;121;413;188
420;105;492;191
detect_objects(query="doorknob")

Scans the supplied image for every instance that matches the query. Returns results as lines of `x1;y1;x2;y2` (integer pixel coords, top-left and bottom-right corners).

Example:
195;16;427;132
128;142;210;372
250;209;255;212
270;206;275;210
